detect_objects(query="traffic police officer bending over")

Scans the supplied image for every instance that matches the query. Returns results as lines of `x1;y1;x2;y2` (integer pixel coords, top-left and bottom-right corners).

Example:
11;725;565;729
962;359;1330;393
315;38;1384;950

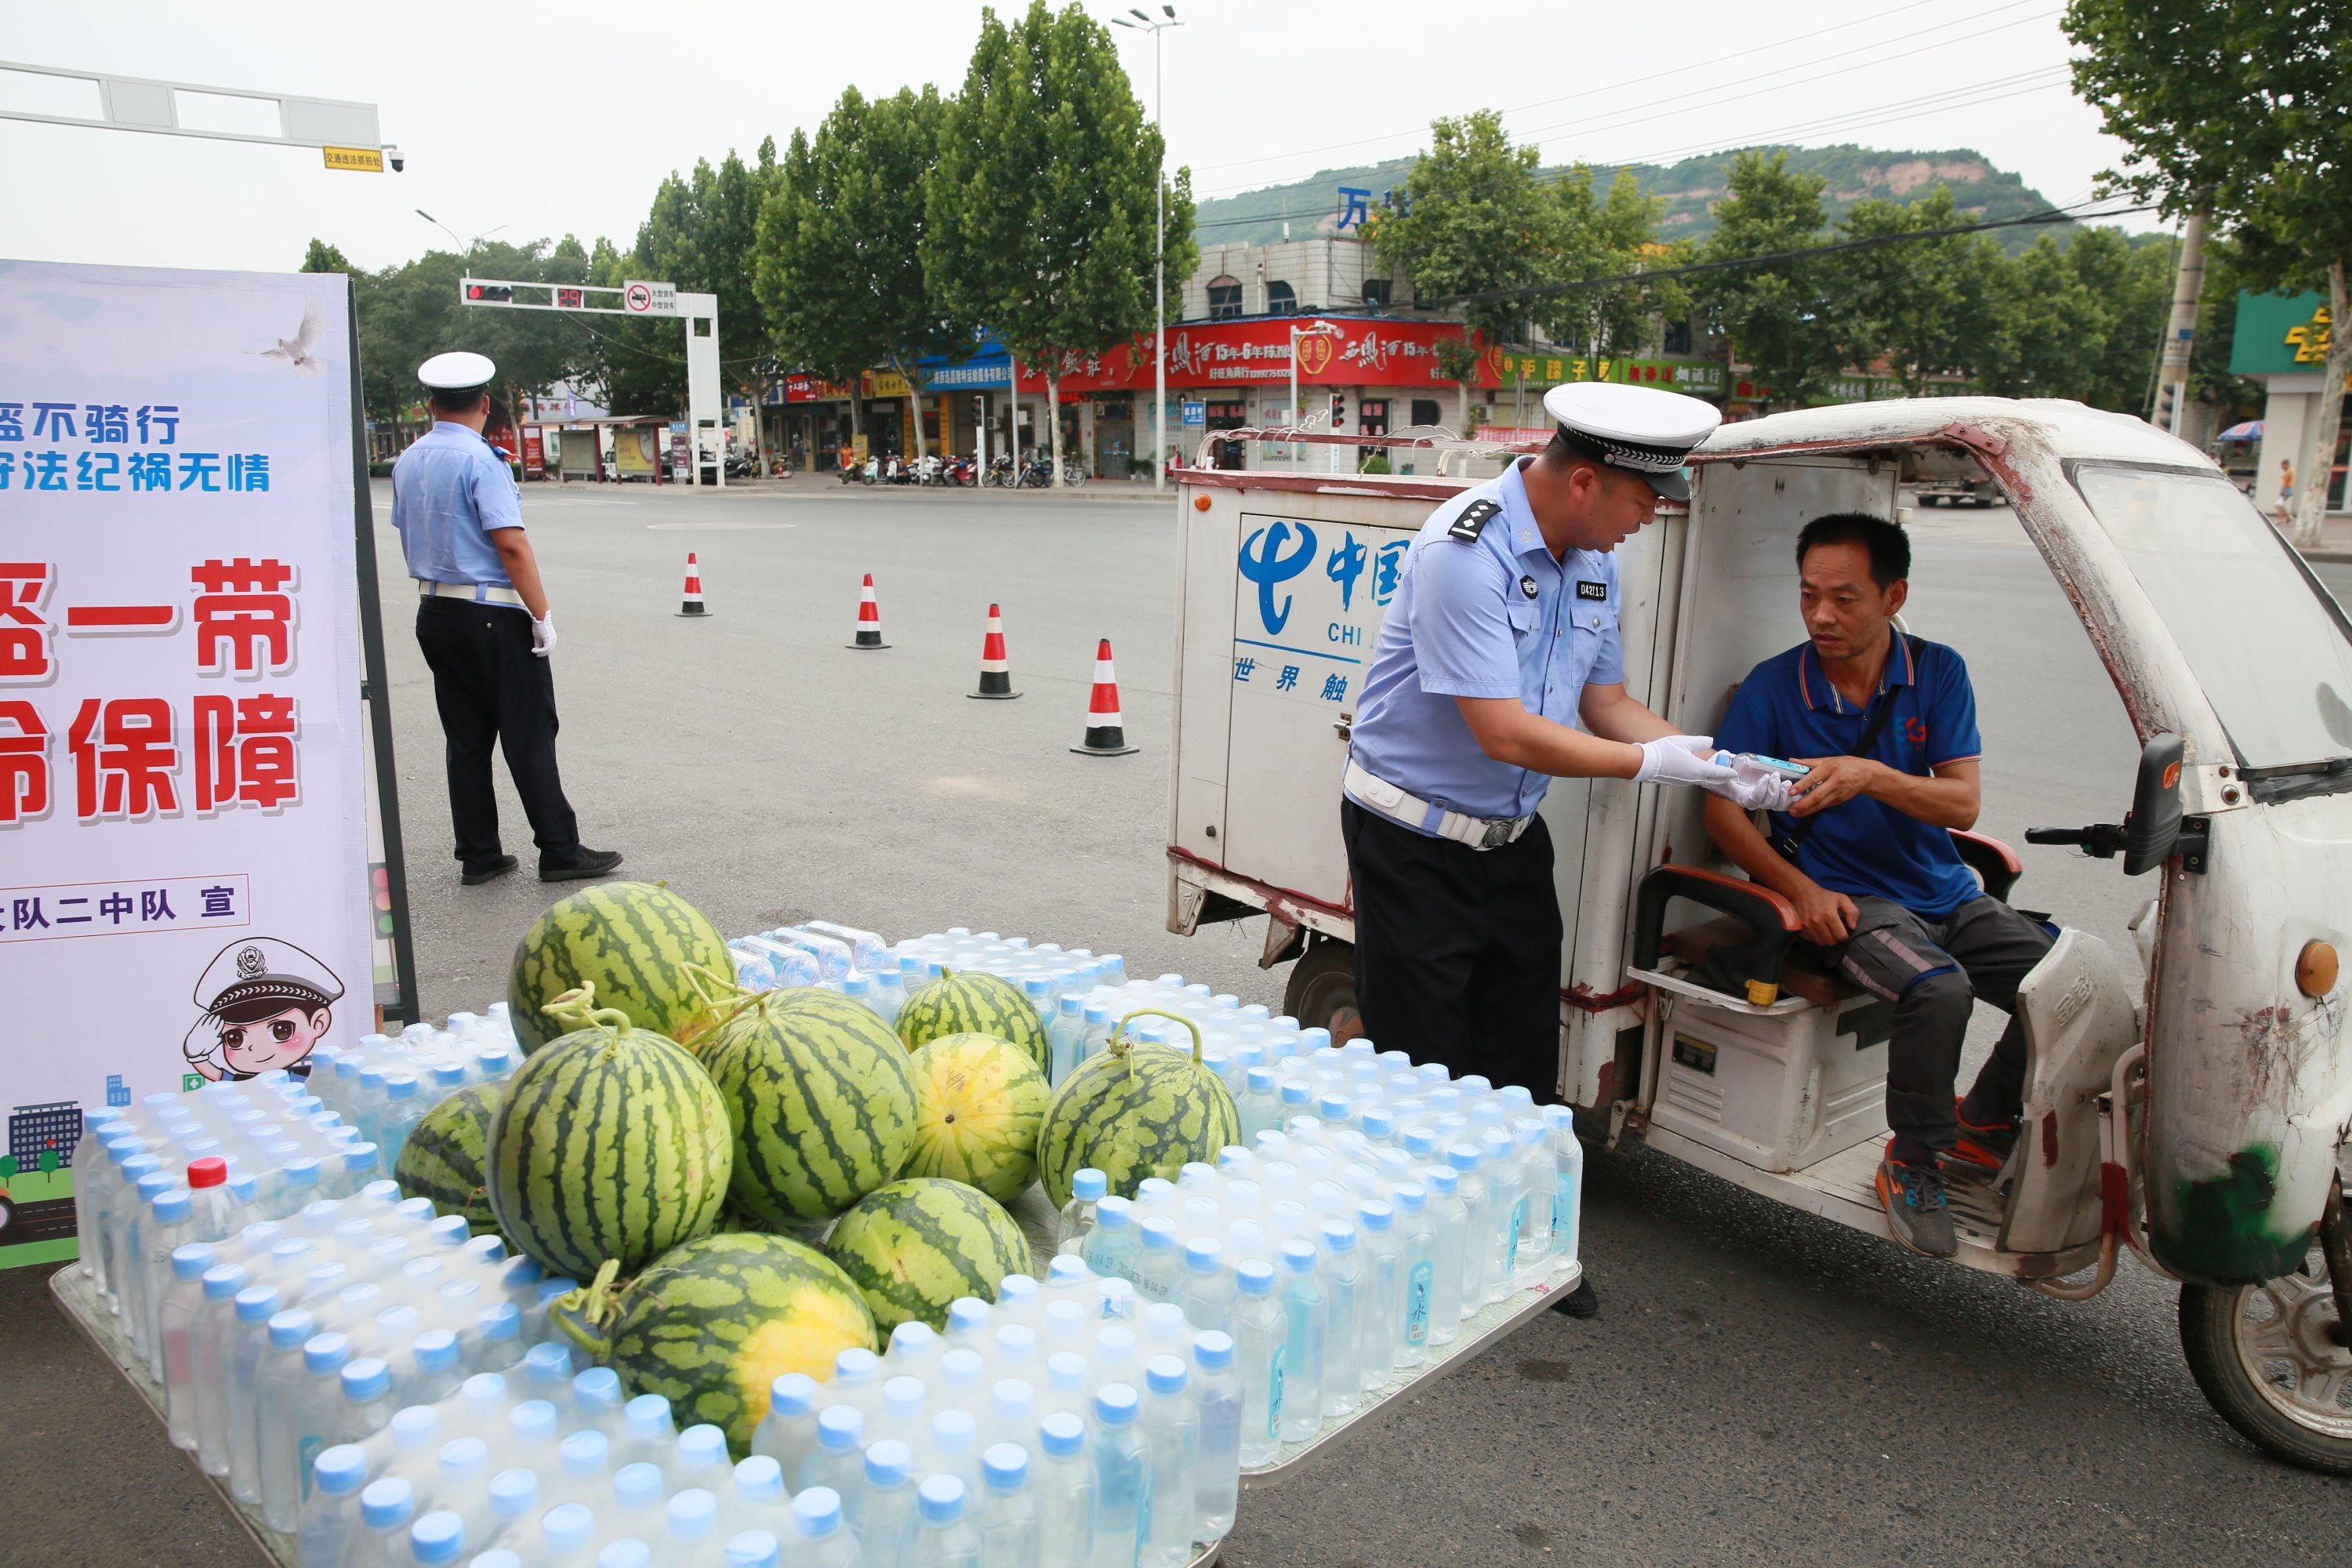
1342;383;1780;1094
392;353;622;886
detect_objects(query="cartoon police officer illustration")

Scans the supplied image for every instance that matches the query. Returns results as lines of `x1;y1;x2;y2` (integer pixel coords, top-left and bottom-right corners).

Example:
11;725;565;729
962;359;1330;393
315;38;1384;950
183;937;344;1081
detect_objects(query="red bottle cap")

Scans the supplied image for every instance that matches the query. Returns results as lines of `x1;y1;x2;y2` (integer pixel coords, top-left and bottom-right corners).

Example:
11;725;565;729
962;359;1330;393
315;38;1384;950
187;1156;229;1189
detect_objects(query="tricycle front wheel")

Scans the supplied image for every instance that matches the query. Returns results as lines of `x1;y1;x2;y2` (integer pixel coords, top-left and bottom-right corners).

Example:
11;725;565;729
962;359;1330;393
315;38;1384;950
2179;1243;2352;1475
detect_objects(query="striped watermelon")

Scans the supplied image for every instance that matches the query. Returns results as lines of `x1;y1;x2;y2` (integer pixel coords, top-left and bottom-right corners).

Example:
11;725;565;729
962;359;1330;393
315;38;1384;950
904;1034;1049;1203
392;1081;504;1236
700;989;920;1229
552;1232;875;1457
508;882;734;1055
825;1178;1035;1334
897;971;1048;1072
1036;1027;1240;1208
488;987;734;1279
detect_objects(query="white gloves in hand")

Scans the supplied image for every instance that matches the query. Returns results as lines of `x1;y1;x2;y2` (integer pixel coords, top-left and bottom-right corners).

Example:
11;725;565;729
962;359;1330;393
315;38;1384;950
1632;733;1737;789
1711;760;1795;813
530;614;557;657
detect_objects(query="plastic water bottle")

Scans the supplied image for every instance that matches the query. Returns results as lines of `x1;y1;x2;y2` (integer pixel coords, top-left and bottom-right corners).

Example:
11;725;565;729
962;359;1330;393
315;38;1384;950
1273;1241;1327;1443
972;1444;1037;1568
1080;1196;1137;1279
298;1444;371;1568
1388;1182;1432;1369
789;1486;860;1568
840;971;884;1021
1090;1385;1150;1568
160;1243;217;1449
1047;995;1087;1087
1479;1127;1525;1301
1176;1239;1232;1339
1022;1412;1092;1568
379;1075;427;1169
1231;1261;1284;1468
1133;1218;1181;1306
666;1488;723;1563
135;1185;196;1369
192;1262;252;1473
800;1407;866;1497
535;1501;597;1563
187;1154;246;1243
909;1475;979;1568
750;1373;818;1479
858;1439;919;1568
1140;1356;1199;1568
725;1526;782;1568
1315;1221;1361;1419
1058;1170;1105;1258
1544;1104;1584;1269
1420;1166;1467;1345
1351;1202;1401;1396
407;1509;467;1568
343;1475;416;1568
225;1283;284;1499
1080;1004;1114;1064
1188;1332;1241;1539
928;1409;982;1496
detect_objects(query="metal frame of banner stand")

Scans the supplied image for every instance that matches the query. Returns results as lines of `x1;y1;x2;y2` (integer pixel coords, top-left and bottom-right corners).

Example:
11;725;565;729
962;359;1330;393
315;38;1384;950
56;1189;1580;1568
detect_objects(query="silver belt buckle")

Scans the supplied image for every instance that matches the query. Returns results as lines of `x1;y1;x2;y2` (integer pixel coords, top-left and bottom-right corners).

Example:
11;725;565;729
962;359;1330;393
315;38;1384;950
1480;818;1515;849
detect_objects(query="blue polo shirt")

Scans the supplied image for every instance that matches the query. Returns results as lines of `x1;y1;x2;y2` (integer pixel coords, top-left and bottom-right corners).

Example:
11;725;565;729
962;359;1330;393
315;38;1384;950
1347;459;1625;826
390;422;524;592
1715;635;1984;920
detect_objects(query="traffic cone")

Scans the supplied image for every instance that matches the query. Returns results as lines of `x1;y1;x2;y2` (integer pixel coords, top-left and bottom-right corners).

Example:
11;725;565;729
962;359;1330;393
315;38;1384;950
1071;638;1138;757
968;603;1021;700
846;573;889;649
676;553;709;617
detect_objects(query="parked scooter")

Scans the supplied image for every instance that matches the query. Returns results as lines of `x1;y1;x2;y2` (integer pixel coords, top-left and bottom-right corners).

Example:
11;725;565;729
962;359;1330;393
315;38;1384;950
982;454;1014;488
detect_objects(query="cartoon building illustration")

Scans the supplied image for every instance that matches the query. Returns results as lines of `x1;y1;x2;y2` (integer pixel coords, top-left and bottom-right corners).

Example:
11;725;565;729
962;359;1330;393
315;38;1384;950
9;1102;83;1170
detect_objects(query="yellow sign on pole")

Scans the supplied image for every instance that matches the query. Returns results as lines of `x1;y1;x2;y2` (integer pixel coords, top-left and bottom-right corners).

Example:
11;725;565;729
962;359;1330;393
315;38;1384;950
321;145;385;173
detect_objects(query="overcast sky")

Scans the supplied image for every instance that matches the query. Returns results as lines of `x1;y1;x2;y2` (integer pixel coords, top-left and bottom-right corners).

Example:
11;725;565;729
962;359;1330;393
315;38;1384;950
0;0;2160;278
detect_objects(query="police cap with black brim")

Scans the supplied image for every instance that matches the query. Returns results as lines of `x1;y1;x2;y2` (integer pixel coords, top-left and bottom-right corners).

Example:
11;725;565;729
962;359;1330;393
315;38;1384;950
1543;381;1722;503
417;350;495;401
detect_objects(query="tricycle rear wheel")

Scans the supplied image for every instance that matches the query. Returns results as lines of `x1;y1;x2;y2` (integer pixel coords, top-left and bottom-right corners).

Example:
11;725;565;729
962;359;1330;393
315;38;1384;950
2179;1243;2352;1475
1282;937;1365;1046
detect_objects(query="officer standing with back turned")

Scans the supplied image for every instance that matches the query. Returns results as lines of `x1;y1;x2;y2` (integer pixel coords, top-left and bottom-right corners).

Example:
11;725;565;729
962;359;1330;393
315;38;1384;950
392;353;622;886
1342;382;1780;1097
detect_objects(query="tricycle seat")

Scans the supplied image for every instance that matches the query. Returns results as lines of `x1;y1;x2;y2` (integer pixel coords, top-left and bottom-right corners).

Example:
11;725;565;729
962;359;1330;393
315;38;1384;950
1658;916;1856;1008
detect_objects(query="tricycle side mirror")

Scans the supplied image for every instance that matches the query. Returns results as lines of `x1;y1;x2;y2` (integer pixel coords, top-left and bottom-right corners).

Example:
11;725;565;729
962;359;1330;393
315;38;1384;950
2122;731;2187;877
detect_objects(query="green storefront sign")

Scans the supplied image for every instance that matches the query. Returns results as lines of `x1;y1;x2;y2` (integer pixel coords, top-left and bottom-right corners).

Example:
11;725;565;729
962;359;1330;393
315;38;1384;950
2230;291;2332;377
1494;350;1724;396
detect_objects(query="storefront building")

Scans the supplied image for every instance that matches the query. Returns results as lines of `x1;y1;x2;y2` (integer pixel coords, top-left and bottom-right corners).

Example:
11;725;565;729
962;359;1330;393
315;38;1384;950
2232;291;2347;515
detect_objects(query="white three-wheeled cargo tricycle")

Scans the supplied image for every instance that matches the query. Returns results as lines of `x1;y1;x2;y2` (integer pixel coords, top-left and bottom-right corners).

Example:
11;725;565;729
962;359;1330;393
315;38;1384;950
1164;397;2352;1472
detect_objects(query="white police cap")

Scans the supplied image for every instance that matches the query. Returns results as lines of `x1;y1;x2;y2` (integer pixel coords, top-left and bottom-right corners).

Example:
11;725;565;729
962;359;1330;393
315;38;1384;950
1542;381;1722;503
417;350;496;391
191;937;346;1020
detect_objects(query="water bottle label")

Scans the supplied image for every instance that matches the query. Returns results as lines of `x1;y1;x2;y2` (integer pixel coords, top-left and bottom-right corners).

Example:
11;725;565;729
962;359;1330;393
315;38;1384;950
1507;1196;1527;1275
1266;1345;1286;1439
1554;1174;1577;1250
296;1434;323;1500
1405;1261;1432;1345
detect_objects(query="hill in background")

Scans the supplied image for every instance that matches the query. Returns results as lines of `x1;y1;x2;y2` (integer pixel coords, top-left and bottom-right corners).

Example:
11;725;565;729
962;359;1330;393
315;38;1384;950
1193;143;2074;255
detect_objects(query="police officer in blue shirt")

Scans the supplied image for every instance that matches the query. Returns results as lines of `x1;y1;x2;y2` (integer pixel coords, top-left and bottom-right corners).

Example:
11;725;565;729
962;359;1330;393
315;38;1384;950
392;353;622;886
1706;512;2053;1258
1343;383;1776;1095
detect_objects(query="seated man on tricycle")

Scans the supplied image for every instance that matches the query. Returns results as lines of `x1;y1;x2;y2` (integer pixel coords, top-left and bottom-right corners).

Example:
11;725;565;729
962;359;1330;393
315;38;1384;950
1702;512;2054;1258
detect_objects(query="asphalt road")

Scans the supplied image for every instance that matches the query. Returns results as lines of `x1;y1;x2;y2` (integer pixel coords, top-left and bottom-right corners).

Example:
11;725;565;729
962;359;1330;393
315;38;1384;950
13;481;2352;1567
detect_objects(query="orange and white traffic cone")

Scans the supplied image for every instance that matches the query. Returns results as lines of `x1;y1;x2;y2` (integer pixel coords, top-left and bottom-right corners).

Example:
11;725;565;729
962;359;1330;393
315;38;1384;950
676;553;709;617
846;573;888;649
1071;638;1137;757
968;603;1020;700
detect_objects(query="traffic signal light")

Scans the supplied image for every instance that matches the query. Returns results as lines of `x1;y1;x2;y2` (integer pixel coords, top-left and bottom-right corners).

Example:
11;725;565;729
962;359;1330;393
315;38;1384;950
554;287;584;310
1330;394;1345;428
972;395;985;422
464;282;511;303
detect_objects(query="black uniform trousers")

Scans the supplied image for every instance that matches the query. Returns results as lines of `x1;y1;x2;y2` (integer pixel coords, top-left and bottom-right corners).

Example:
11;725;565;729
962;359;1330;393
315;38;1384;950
1341;798;1562;1095
414;597;579;866
1814;893;2056;1169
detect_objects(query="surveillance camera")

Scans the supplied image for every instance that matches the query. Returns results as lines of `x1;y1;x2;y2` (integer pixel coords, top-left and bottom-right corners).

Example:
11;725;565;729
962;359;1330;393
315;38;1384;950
385;146;405;173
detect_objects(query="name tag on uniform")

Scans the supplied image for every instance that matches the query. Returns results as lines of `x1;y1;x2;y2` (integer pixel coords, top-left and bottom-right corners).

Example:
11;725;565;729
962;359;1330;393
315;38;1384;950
1576;580;1608;602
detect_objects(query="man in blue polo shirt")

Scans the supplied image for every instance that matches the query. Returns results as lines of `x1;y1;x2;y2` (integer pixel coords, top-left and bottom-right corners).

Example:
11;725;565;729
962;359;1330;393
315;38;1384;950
1706;512;2053;1258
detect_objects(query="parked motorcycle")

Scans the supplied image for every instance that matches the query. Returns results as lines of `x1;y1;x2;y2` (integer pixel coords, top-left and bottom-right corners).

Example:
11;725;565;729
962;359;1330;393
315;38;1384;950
982;454;1014;488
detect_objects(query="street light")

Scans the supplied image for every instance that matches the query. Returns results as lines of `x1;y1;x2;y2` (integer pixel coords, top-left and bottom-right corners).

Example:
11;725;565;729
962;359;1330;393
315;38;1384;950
415;209;506;253
1112;5;1181;492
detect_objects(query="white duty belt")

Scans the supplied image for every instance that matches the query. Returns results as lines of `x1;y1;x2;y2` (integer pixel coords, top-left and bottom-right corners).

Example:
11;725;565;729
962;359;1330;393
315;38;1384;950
1343;759;1534;851
417;579;526;609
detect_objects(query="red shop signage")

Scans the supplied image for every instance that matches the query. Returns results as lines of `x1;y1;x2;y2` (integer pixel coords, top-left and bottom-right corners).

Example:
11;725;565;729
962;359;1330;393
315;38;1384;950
1008;318;1499;394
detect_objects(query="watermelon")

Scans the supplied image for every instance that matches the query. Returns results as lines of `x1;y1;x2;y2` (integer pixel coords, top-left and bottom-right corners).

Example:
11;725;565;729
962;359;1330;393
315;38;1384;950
897;971;1048;1071
699;988;920;1229
904;1034;1049;1203
508;882;734;1055
552;1232;876;1457
392;1081;505;1236
488;985;734;1279
1036;1017;1240;1208
825;1178;1034;1334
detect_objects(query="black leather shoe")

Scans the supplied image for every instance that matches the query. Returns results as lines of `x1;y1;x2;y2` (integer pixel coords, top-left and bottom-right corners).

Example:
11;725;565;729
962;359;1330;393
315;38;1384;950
460;855;518;886
539;847;624;883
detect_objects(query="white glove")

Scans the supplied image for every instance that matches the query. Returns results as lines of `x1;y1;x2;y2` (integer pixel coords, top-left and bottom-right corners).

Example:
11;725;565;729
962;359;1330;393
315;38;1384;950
1707;760;1795;812
1631;733;1737;789
530;614;557;657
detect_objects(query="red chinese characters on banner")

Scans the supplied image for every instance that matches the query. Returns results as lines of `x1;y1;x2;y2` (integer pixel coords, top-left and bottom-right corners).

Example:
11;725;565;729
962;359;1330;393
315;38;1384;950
194;692;299;812
67;696;177;821
1007;318;1500;394
192;557;296;677
0;699;48;825
1;561;55;682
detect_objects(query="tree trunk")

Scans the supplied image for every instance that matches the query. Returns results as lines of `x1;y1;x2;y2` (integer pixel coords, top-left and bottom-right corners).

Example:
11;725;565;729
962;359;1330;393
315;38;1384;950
2293;260;2349;551
894;358;929;460
1048;368;1065;487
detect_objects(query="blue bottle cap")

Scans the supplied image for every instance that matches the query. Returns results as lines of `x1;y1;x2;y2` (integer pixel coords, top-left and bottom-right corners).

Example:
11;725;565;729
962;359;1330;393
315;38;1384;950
1279;1080;1311;1107
412;1328;459;1370
679;1423;729;1469
612;1460;665;1510
910;1475;966;1529
815;1405;862;1450
1094;1383;1139;1425
460;1232;507;1268
541;1504;595;1552
1039;1409;1087;1457
792;1486;843;1537
993;1323;1038;1362
863;1439;911;1486
1358;1199;1395;1232
1192;1328;1235;1370
470;1555;521;1568
437;1436;487;1481
1145;1353;1188;1396
765;1372;815;1418
1139;1216;1178;1251
617;1396;671;1446
408;1508;464;1565
561;1429;609;1477
981;1442;1028;1490
1361;1109;1396;1139
303;1332;352;1374
234;1284;279;1323
1059;993;1083;1017
151;1188;192;1221
510;1400;557;1443
947;1297;992;1336
1094;1195;1131;1229
931;1408;978;1453
477;1301;521;1343
881;1375;927;1422
535;1276;577;1305
358;1476;414;1529
343;1143;379;1174
170;1243;216;1280
1047;1350;1090;1392
1425;1164;1459;1196
1394;1181;1428;1212
1185;1236;1223;1272
1236;1259;1276;1297
487;1466;539;1519
666;1487;717;1541
733;1454;784;1500
594;1537;648;1568
573;1365;622;1410
523;1341;572;1384
341;1357;390;1402
1084;1003;1111;1025
1047;1254;1091;1285
425;1214;470;1250
267;1308;316;1349
833;1346;880;1384
724;1528;782;1568
1321;1220;1358;1253
314;1443;368;1497
1280;1240;1317;1274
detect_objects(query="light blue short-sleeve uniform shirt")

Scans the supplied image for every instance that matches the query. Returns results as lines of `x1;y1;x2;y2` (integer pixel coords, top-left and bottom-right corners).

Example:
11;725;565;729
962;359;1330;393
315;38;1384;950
1346;459;1625;828
390;422;525;592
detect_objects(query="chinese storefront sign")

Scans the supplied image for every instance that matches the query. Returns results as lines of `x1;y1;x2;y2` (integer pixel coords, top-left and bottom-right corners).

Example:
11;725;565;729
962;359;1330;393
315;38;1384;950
1;261;376;1265
1010;318;1502;395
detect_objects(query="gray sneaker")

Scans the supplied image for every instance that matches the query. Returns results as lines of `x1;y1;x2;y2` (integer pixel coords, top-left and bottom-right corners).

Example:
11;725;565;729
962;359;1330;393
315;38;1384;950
1876;1152;1957;1258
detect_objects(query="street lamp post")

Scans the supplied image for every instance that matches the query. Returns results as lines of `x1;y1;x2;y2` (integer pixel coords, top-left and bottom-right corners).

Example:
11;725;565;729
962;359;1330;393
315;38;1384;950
415;209;505;253
1113;6;1180;492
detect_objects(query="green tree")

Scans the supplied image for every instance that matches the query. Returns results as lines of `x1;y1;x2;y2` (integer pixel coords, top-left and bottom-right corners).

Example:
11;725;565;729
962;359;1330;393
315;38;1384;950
37;1148;58;1176
1547;167;1690;361
1976;234;2106;399
760;86;959;456
2067;0;2352;545
1824;187;1999;397
345;239;593;431
0;1154;16;1181
300;239;354;274
636;144;781;405
1696;151;1849;410
926;2;1192;485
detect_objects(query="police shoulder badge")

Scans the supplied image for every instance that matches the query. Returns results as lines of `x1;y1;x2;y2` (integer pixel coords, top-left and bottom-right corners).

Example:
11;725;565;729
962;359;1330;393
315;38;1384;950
1446;499;1503;542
